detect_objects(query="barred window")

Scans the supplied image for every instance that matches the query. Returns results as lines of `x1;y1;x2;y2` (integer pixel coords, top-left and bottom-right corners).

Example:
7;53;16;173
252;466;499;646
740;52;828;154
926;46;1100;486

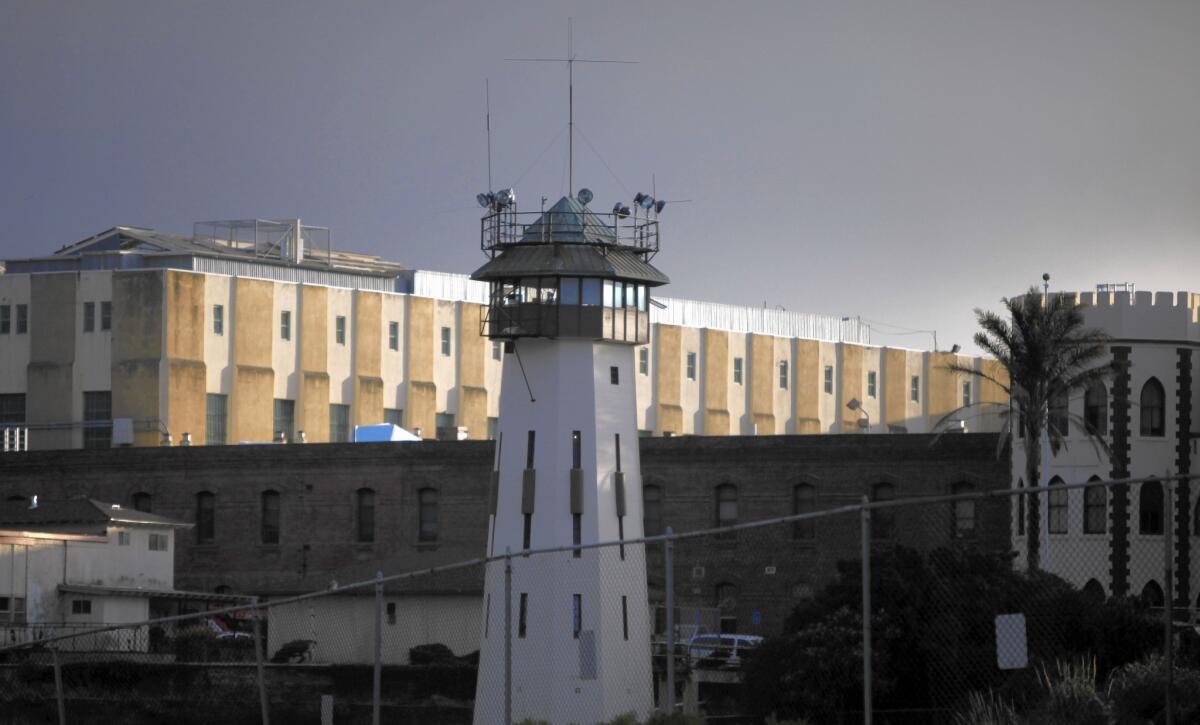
1084;477;1107;534
418;488;439;542
1084;382;1108;436
1139;480;1164;535
195;491;215;544
329;404;350;443
206;394;227;445
273;399;295;443
82;391;112;449
1048;476;1068;534
1140;378;1165;437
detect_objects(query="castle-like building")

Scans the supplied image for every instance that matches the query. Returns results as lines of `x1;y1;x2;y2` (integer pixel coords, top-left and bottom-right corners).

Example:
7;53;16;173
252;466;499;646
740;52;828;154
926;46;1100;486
0;221;1005;451
1016;289;1200;609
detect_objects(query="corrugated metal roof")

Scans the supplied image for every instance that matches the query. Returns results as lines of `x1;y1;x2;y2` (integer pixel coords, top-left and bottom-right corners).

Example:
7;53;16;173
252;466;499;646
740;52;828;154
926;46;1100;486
471;245;669;285
0;499;190;529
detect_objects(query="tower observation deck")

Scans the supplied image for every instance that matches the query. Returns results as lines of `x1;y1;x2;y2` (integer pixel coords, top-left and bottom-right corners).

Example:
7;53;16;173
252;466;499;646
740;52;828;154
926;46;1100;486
472;194;669;343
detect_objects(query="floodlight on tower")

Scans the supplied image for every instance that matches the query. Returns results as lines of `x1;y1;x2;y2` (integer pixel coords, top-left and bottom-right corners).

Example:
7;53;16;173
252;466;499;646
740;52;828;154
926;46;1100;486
577;188;594;205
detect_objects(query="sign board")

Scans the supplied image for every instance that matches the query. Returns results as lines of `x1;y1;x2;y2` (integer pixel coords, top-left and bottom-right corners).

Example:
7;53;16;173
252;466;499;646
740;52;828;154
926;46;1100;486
995;613;1028;670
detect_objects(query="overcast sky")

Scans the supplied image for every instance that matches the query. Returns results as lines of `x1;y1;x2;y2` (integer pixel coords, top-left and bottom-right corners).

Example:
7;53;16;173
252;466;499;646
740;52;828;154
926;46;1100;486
4;1;1200;353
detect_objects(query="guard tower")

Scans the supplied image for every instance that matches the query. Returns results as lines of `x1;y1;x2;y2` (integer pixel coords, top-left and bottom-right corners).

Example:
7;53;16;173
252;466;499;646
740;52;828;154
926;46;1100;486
472;188;668;724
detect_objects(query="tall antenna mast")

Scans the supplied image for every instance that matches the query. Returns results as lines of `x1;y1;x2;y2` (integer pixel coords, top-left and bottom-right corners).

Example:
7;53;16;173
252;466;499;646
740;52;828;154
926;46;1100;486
507;18;635;192
485;78;493;191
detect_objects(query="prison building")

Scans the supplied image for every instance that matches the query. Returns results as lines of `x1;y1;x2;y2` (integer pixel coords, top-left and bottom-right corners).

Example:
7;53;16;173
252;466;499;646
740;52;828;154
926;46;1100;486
0;222;1005;450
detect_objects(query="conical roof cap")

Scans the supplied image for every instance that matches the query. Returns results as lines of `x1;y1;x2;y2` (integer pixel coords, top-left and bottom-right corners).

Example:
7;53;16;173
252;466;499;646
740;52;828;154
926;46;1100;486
519;195;617;245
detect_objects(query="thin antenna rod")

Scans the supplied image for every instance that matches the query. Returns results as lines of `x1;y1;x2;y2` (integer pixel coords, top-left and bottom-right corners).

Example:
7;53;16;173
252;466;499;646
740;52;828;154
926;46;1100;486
568;18;573;192
486;78;493;191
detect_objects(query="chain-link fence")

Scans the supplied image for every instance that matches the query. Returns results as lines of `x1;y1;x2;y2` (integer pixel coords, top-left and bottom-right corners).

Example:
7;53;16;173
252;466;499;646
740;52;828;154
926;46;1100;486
1;474;1195;724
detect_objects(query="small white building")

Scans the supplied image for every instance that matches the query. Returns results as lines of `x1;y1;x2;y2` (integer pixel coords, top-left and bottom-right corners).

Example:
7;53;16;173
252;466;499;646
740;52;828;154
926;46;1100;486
0;497;242;649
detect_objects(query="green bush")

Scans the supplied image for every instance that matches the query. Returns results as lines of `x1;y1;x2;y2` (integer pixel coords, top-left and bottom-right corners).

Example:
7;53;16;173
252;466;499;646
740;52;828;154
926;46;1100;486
1026;658;1107;725
1107;655;1200;725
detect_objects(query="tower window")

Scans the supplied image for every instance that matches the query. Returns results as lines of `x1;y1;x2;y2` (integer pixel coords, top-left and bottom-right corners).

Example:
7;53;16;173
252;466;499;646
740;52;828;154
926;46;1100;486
1140;378;1165;437
281;311;291;341
212;304;224;336
388;321;399;351
441;326;451;356
356;488;375;543
261;490;280;544
100;302;111;331
15;305;26;334
572;514;582;558
195;491;215;544
83;302;95;332
523;513;532;549
622;596;629;640
911;376;920;403
733;357;743;384
492;340;502;360
418;488;439;542
867;371;877;398
779;360;789;389
961;381;971;408
336;316;346;345
610;366;619;385
824;366;833;394
686;352;696;380
639;347;649;375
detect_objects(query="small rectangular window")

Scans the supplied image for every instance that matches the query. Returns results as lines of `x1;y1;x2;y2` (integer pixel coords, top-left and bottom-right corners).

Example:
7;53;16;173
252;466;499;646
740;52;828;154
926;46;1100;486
639;347;649;375
213;304;224;335
487;416;498;439
686;352;697;380
581;278;602;306
329;404;350;442
83;302;95;332
573;594;582;639
572;513;582;558
518;593;528;638
610;366;619;385
100;301;111;331
335;316;346;345
733;357;743;384
384;408;403;427
621;595;629;640
15;304;27;334
440;326;451;356
388;321;399;351
281;311;291;341
492;340;502;361
962;381;971;408
560;278;580;305
149;533;169;551
824;366;833;394
867;371;877;398
0;305;10;334
206;393;228;445
71;599;92;615
117;530;130;546
779;360;789;390
273;399;295;443
911;376;920;403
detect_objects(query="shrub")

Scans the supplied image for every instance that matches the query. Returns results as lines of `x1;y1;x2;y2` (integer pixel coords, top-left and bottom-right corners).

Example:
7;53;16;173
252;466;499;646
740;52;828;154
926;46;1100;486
1108;655;1200;725
643;713;704;725
171;626;216;662
1026;657;1107;725
952;691;1021;725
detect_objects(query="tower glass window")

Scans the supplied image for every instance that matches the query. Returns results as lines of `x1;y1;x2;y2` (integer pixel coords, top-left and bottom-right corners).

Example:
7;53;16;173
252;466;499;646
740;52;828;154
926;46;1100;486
281;311;291;341
212;305;223;335
389;321;399;351
1048;391;1069;438
961;381;971;408
824;366;833;394
15;305;26;334
643;485;663;536
911;375;920;402
492;340;501;360
779;361;789;389
83;302;95;332
867;371;877;398
1084;382;1107;435
335;316;346;345
733;357;743;384
1139;480;1164;535
0;305;9;334
639;347;649;375
1140;378;1165;437
716;484;737;539
441;326;451;356
686;352;696;380
0;394;25;426
273;399;295;443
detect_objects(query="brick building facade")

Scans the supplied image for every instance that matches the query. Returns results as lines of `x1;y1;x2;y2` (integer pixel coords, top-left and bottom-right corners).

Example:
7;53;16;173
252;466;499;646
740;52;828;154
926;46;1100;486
0;434;1009;634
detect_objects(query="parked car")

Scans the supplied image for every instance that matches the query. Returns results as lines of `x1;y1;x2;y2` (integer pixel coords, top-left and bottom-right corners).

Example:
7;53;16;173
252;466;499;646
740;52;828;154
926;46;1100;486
686;633;762;669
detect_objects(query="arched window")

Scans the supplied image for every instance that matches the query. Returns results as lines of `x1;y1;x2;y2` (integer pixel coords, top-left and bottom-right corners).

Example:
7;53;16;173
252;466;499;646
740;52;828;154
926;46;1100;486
1048;476;1068;534
1141;580;1164;608
1082;579;1105;603
1139;480;1164;535
195;491;215;544
793;484;816;541
132;492;152;513
715;583;738;634
871;483;895;541
260;490;280;545
1084;477;1107;534
1084;382;1108;436
1016;479;1026;537
418;488;439;542
951;483;975;539
716;484;738;539
1048;390;1069;438
1140;378;1165;437
356;488;376;543
643;485;663;536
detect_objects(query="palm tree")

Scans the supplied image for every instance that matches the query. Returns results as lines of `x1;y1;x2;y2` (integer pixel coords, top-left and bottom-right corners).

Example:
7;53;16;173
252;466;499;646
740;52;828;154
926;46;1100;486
944;287;1112;570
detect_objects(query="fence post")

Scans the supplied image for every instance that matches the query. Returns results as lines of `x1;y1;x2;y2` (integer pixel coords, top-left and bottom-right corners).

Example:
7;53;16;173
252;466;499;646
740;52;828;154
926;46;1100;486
373;570;383;725
862;495;872;725
52;646;66;725
1165;478;1175;725
251;596;271;725
504;548;513;725
665;526;676;716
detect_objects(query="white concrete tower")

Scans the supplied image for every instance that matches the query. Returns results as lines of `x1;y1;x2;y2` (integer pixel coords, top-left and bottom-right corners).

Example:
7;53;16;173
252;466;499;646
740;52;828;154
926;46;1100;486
471;191;668;724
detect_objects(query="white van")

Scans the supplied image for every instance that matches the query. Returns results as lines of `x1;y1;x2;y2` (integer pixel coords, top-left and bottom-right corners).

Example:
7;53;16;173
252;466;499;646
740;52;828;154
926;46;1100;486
686;633;762;669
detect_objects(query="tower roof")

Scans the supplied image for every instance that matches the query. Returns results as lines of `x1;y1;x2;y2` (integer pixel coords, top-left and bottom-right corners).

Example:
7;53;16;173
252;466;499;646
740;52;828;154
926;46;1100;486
518;195;617;246
470;243;669;285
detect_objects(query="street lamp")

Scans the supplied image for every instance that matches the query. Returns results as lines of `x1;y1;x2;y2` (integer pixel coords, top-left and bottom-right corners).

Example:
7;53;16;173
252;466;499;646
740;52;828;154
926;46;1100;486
847;398;870;432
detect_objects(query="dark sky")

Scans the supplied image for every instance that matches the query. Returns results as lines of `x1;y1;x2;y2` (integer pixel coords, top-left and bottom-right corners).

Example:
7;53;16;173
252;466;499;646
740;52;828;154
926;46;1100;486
5;1;1200;353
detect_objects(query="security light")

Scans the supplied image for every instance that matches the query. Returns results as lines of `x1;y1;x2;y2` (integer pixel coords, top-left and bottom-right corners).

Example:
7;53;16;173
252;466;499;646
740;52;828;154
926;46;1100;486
577;188;594;205
654;199;666;214
612;203;631;219
847;398;862;411
477;193;493;208
950;344;961;354
636;193;655;210
495;188;516;208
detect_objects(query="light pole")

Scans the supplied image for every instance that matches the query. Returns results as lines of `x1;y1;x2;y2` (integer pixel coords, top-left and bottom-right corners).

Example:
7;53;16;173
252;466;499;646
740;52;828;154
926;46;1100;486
847;398;870;433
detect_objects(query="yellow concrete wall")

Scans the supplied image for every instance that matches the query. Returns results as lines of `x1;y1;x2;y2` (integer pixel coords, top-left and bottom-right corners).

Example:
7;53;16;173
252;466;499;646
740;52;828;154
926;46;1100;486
229;278;274;443
298;285;330;442
352;291;383;427
457;303;488;439
794;339;821;434
883;347;908;431
702;329;729;435
655;324;683;435
110;271;161;448
926;351;959;425
406;296;436;438
749;334;775;434
838;343;864;432
164;271;207;444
